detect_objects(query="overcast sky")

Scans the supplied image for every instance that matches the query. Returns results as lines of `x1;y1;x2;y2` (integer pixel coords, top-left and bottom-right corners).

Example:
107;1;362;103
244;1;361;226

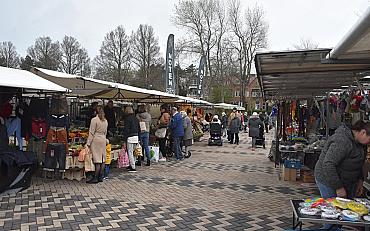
0;0;369;66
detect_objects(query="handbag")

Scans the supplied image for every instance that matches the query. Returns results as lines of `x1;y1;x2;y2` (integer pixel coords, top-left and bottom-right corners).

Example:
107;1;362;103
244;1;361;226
134;143;143;157
84;150;95;172
155;128;167;138
78;146;89;162
139;122;147;132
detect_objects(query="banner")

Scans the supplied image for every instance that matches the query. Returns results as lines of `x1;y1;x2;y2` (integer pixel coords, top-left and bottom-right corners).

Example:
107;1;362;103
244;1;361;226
165;34;175;94
197;56;206;97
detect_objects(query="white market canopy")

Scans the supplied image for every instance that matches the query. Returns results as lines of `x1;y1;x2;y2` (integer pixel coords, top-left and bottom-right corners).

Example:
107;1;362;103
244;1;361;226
176;96;213;106
0;66;68;92
31;67;178;103
214;103;245;111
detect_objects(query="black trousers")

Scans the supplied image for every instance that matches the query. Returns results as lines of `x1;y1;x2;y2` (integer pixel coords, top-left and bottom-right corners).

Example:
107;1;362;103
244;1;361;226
158;138;167;157
230;133;239;144
44;143;66;169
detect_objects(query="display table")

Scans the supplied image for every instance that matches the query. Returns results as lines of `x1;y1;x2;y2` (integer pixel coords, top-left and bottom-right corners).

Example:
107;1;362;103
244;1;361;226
291;200;370;231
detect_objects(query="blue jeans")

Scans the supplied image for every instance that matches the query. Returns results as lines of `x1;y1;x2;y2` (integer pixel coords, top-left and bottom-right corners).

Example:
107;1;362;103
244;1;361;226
6;117;22;150
173;137;183;160
316;179;357;230
140;132;150;161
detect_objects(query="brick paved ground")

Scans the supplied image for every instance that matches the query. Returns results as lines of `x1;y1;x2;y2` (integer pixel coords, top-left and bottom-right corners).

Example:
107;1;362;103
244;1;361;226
0;132;322;231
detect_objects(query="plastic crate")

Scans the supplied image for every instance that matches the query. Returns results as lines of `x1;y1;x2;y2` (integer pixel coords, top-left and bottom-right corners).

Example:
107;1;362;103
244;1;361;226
284;159;302;169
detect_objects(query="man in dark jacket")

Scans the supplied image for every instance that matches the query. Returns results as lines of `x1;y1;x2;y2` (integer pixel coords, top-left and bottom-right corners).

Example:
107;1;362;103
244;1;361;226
315;122;370;199
314;121;370;230
170;106;185;160
104;100;116;132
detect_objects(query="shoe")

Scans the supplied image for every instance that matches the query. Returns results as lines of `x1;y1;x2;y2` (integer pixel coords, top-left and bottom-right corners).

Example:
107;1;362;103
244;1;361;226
98;177;103;182
87;177;98;184
127;165;133;171
159;158;166;162
229;142;233;144
146;160;151;166
136;161;142;166
128;168;137;172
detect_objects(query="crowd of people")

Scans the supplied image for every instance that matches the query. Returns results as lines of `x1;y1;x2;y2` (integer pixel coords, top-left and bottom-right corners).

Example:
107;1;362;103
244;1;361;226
84;101;276;184
205;107;272;150
85;102;194;183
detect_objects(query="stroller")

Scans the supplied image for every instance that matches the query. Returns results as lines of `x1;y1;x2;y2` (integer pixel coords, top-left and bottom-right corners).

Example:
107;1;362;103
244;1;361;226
255;124;266;149
208;123;223;146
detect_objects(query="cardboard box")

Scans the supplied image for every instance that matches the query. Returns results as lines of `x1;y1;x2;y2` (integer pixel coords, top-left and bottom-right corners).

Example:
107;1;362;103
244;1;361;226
283;166;297;181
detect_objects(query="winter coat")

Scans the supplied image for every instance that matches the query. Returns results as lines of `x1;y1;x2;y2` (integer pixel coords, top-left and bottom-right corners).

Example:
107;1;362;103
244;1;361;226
104;106;116;129
122;114;140;141
314;125;365;191
137;112;151;134
221;115;228;129
183;115;193;140
248;116;263;138
229;117;241;134
87;116;108;164
170;112;185;138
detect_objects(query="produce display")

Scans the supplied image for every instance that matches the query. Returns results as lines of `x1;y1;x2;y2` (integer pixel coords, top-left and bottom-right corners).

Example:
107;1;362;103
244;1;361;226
299;197;370;222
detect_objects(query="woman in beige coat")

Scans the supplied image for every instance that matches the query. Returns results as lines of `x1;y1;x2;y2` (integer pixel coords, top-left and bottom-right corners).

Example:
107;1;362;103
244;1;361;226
86;105;108;184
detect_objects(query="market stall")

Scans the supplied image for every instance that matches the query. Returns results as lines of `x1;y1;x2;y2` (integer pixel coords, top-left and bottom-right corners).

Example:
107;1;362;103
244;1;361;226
256;6;370;230
0;66;69;194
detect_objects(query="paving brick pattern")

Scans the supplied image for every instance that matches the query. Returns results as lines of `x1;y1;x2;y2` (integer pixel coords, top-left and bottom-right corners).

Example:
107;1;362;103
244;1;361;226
0;132;322;230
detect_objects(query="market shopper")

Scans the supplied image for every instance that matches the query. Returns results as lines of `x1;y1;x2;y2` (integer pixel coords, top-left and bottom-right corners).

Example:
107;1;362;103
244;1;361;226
137;105;152;166
248;112;264;150
221;112;228;138
86;102;98;128
123;106;140;172
211;115;221;124
260;112;269;133
315;120;370;199
86;105;108;184
229;112;241;145
170;106;184;160
104;100;116;133
157;104;171;160
182;109;193;156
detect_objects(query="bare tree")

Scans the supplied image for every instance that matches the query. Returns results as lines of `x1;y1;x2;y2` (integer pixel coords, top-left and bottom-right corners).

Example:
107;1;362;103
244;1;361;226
94;26;131;83
293;38;319;50
27;36;61;70
131;24;160;88
0;41;20;68
173;0;220;96
60;36;91;76
228;0;268;108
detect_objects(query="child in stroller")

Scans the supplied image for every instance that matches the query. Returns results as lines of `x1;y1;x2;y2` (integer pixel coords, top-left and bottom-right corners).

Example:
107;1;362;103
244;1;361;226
208;122;223;146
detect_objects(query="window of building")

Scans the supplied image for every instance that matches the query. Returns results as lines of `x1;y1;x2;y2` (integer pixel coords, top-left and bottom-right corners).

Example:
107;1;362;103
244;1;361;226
251;89;261;98
234;91;240;97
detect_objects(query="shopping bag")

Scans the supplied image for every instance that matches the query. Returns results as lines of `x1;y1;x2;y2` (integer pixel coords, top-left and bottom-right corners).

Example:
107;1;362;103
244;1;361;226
155;128;167;138
118;148;129;168
134;143;143;157
149;146;160;162
78;146;89;162
84;151;95;172
139;122;147;132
